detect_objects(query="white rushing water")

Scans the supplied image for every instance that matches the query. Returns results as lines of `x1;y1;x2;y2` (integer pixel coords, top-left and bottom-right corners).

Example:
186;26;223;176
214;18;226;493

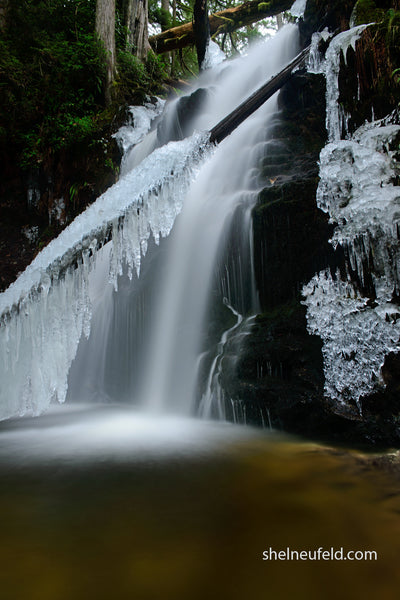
0;134;210;419
0;24;300;420
137;25;299;415
303;23;400;408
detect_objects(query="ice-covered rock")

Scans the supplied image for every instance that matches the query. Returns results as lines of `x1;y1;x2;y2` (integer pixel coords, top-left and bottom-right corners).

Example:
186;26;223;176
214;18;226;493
303;119;400;406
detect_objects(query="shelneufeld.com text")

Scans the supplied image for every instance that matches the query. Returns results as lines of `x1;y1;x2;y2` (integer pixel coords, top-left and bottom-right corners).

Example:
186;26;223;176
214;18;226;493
262;548;378;561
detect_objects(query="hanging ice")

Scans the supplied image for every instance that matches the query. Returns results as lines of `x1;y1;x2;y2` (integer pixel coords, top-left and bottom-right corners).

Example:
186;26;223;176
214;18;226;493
308;24;372;141
303;117;400;406
0;23;300;420
0;132;211;420
201;40;226;70
290;0;307;19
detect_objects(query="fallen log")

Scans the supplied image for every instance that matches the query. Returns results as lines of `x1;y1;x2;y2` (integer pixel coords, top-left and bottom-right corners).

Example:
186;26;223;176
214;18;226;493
149;0;293;54
209;45;310;144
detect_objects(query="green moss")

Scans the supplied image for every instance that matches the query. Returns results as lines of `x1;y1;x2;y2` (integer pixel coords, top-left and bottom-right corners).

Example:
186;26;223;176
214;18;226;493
351;0;385;25
0;0;107;169
384;8;400;45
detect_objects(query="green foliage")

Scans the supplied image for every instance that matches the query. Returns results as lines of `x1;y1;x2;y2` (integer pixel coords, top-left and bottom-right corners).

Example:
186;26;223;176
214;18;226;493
118;50;149;87
384;7;400;45
0;0;284;169
115;7;130;50
351;0;385;25
216;19;276;56
150;6;173;30
148;0;279;72
0;0;107;168
146;51;170;80
116;48;169;99
392;67;400;83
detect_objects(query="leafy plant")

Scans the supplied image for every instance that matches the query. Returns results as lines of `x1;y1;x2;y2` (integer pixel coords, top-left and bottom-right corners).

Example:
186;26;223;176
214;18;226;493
0;0;106;168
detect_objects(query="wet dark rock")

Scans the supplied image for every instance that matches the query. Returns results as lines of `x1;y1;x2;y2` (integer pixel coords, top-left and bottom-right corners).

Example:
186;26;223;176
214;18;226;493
300;0;356;46
252;72;334;310
338;11;400;135
382;352;400;391
220;57;400;446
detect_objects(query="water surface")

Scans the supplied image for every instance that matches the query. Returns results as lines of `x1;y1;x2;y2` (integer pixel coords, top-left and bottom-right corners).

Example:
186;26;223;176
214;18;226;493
0;405;399;600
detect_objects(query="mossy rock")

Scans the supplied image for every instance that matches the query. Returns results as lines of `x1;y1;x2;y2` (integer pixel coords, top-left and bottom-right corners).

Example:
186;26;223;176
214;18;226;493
351;0;386;25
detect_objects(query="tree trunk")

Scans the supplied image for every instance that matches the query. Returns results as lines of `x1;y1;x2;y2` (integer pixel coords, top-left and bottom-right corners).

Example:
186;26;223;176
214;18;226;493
193;0;210;69
0;0;8;32
124;0;151;59
96;0;117;105
161;0;170;29
171;0;177;73
149;0;292;54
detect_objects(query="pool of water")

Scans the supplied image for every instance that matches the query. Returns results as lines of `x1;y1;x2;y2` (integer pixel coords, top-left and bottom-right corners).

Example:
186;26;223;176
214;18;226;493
0;405;399;600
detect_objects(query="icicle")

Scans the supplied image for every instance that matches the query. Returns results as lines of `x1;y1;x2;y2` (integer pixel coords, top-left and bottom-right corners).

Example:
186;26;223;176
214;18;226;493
0;132;211;420
303;118;400;406
311;24;371;141
113;97;165;157
201;40;226;70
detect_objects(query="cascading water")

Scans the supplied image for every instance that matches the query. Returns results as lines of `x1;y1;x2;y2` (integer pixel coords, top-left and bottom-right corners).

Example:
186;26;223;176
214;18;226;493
88;24;300;416
0;23;300;420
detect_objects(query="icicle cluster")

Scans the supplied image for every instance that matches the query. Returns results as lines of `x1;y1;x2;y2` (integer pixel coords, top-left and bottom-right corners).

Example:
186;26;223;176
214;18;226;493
303;120;400;406
308;25;370;141
0;132;211;420
302;23;400;407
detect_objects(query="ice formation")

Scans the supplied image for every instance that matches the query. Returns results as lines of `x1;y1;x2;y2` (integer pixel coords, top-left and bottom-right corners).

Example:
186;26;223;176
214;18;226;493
302;24;400;407
113;97;165;155
308;24;371;141
0;132;210;420
290;0;307;19
303;118;400;406
0;23;301;420
201;40;226;70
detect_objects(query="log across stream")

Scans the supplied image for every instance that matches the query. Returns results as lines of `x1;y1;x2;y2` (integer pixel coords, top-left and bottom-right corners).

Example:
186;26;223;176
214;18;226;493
209;45;310;143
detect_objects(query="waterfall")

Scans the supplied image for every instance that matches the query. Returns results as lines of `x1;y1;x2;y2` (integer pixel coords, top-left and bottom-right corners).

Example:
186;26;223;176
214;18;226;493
132;25;300;415
0;24;300;420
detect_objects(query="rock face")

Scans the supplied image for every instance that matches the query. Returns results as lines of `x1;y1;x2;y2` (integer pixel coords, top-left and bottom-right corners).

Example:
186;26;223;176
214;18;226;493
0;123;122;292
217;1;400;446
